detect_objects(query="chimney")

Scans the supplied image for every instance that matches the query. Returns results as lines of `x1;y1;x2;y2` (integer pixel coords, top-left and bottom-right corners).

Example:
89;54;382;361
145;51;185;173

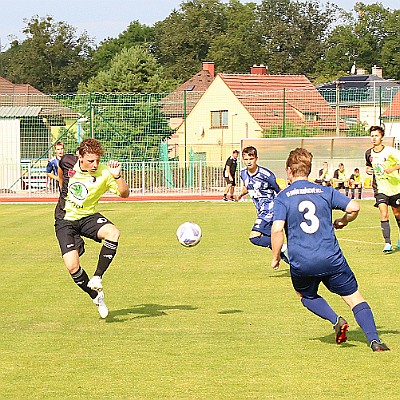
372;65;383;78
250;64;268;75
356;68;367;75
202;61;214;77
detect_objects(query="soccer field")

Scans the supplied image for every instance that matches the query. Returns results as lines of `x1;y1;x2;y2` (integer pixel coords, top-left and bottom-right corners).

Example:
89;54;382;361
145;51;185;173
0;201;398;399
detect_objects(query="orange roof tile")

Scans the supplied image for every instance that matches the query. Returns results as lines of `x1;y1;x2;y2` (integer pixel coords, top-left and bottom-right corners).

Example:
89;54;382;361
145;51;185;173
220;74;345;131
382;91;400;118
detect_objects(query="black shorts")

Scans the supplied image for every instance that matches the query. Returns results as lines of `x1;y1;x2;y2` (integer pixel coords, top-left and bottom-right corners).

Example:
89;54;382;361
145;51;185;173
335;182;347;189
224;176;236;186
374;192;400;208
55;213;113;256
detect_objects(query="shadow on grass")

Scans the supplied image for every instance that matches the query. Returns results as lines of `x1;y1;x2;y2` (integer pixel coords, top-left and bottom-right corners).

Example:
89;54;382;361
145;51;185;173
312;326;400;348
269;268;291;278
106;303;198;323
218;309;243;315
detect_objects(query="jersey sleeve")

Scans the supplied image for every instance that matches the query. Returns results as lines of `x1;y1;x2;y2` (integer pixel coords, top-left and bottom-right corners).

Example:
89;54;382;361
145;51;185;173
268;172;281;193
273;194;287;221
46;160;53;173
106;173;121;195
331;187;351;211
365;148;372;167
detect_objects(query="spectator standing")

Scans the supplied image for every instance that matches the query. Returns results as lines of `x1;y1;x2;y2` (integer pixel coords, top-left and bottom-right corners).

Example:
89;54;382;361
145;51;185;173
223;150;239;201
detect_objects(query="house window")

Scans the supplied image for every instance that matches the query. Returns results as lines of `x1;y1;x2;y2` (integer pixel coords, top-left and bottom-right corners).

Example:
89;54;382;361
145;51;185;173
304;112;319;121
211;110;228;128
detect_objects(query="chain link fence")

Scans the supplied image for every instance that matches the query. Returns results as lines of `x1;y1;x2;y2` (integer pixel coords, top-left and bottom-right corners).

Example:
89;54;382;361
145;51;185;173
0;87;399;197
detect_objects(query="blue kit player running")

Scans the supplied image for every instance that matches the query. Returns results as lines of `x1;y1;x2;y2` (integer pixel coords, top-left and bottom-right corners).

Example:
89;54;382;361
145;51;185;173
237;146;288;263
271;148;389;352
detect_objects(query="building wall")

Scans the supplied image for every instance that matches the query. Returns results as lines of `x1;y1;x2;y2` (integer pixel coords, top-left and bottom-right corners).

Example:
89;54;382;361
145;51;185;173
176;76;263;163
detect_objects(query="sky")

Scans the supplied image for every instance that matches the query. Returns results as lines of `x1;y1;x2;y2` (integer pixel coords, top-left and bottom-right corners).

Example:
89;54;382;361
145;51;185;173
0;0;399;50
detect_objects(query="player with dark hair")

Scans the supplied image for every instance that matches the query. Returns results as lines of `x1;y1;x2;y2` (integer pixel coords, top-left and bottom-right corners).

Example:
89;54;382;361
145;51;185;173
271;147;389;352
237;146;288;263
55;138;129;318
365;125;400;253
223;150;239;201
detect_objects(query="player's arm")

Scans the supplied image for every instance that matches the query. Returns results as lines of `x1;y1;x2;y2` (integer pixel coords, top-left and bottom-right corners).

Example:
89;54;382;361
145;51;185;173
225;163;233;180
47;172;59;182
384;163;400;174
333;200;360;229
271;220;285;270
58;166;63;187
236;185;248;201
107;160;130;198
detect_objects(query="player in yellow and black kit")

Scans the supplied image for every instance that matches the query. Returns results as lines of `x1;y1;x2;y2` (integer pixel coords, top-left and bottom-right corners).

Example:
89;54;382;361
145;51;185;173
55;138;129;318
365;126;400;253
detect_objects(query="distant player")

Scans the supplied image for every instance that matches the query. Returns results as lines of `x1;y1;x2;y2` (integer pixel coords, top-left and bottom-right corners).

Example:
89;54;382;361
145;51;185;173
349;168;363;199
46;141;64;186
223;150;239;201
55;138;129;318
237;146;288;263
271;147;389;352
333;163;349;196
365;125;400;253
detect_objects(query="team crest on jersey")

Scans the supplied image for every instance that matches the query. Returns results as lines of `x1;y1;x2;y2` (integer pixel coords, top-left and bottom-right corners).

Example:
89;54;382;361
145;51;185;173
69;182;88;200
68;169;76;178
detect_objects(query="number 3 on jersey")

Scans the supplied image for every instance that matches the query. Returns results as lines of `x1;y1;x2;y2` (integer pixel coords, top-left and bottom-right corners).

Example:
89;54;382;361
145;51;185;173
299;200;319;234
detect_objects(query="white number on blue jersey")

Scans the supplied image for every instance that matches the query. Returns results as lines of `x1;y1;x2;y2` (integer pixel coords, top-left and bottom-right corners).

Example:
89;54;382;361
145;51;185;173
299;200;319;234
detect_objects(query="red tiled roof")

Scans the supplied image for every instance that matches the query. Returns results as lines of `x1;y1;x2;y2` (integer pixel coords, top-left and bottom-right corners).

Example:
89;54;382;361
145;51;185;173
220;74;345;130
0;76;77;118
161;69;214;117
382;91;400;118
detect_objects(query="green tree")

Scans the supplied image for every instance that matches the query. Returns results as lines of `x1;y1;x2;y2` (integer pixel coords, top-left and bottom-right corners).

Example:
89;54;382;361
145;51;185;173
79;46;177;93
153;0;228;81
0;16;94;93
207;0;263;73
256;0;338;75
315;2;397;81
90;21;155;76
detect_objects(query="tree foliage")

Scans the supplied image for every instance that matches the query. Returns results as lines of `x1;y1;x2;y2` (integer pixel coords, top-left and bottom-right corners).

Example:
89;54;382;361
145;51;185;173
79;46;177;93
0;16;94;93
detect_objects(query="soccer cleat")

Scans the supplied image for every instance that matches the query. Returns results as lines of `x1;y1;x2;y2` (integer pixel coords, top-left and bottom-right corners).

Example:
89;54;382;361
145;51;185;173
88;275;103;292
383;243;393;253
280;244;290;264
230;197;236;201
222;196;228;202
93;291;108;319
370;340;390;352
334;316;349;344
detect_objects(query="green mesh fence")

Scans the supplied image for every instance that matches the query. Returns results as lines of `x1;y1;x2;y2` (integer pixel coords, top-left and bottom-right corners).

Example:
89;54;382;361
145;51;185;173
0;87;399;193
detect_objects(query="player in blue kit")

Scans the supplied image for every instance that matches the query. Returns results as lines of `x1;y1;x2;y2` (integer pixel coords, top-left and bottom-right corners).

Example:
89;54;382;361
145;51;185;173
237;146;288;263
271;147;389;352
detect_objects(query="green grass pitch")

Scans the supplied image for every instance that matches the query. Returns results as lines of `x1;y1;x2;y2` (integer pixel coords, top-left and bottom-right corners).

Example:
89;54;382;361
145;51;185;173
0;200;398;399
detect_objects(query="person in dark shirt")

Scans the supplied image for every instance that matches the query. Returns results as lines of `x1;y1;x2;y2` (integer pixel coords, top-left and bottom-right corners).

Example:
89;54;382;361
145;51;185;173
222;150;239;201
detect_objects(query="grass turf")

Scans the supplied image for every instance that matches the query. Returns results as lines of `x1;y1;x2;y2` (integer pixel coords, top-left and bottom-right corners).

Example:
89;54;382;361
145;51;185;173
0;200;398;399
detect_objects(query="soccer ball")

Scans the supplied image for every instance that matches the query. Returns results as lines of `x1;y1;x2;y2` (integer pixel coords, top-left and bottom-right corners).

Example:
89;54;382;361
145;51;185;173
176;222;202;247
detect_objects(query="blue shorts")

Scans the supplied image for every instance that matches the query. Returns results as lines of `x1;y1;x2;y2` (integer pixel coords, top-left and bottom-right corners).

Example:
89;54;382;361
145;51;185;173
291;261;358;298
252;218;272;236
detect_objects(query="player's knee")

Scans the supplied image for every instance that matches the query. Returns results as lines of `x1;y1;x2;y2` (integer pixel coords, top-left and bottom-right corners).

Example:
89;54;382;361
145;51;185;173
100;224;120;242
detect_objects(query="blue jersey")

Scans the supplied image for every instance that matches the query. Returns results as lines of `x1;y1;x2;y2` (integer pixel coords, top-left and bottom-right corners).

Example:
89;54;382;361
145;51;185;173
46;157;60;175
273;180;351;276
240;165;280;224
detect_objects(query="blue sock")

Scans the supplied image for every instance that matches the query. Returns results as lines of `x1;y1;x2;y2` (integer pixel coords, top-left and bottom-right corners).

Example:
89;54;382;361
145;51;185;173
352;302;380;343
301;296;338;324
249;235;271;249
